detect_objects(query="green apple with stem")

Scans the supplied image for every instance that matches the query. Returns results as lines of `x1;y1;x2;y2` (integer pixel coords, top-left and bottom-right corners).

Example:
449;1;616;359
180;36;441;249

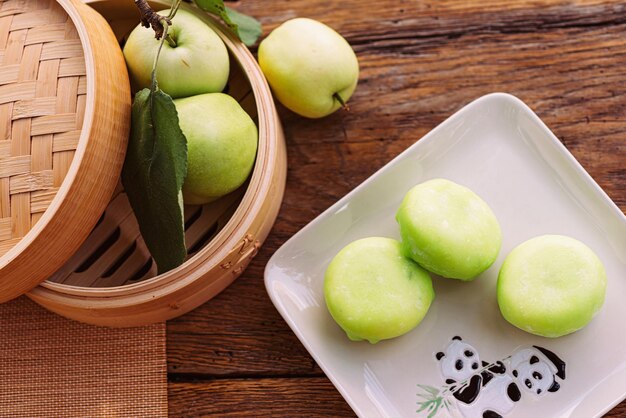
258;18;359;118
174;93;257;205
123;8;229;99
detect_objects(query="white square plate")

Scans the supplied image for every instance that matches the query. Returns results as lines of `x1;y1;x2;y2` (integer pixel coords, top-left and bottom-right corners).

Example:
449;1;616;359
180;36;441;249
264;93;626;418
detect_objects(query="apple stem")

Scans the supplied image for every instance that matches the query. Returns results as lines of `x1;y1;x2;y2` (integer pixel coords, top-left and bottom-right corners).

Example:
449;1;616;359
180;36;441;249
164;0;181;48
333;93;350;111
150;18;170;91
165;34;177;48
148;0;183;92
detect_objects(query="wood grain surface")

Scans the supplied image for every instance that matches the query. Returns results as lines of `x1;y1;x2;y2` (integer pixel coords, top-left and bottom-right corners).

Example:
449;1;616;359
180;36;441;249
168;0;626;416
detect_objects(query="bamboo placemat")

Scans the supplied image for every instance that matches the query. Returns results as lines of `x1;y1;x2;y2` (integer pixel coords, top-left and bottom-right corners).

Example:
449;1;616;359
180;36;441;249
0;297;167;417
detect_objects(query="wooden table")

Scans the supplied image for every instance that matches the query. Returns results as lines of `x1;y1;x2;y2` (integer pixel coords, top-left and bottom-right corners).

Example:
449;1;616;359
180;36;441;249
167;0;626;415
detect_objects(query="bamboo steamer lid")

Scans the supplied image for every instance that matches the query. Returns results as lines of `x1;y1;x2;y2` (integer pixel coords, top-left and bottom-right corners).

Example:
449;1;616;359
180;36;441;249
0;0;130;301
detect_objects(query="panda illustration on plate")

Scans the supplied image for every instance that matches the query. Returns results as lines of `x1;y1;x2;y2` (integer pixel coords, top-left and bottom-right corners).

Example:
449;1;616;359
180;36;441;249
417;336;566;418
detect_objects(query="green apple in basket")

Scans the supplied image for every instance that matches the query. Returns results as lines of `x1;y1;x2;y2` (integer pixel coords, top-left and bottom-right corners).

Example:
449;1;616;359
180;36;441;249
123;8;230;98
121;3;262;274
175;93;258;205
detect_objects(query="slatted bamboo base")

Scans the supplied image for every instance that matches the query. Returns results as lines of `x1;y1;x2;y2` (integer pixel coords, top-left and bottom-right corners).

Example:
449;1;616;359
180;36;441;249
48;185;244;287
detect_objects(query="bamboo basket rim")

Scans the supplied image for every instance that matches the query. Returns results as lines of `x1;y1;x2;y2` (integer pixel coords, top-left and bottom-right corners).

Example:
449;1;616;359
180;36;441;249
0;0;96;282
38;0;281;303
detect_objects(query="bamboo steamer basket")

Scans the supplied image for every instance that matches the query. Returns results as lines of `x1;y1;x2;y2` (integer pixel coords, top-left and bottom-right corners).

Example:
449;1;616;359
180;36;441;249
27;0;287;327
0;0;129;301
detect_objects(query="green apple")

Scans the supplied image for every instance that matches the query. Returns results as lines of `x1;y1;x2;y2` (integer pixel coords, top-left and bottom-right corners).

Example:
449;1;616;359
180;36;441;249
258;18;359;118
174;93;257;205
324;237;434;344
498;235;606;338
123;8;229;99
396;179;502;281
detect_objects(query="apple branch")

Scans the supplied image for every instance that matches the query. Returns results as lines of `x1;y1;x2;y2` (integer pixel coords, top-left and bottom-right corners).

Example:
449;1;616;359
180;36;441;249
150;18;170;91
134;0;171;40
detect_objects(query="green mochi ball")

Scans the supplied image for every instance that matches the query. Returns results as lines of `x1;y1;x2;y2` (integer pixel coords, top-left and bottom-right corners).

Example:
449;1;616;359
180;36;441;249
396;178;502;281
497;235;607;338
324;237;434;344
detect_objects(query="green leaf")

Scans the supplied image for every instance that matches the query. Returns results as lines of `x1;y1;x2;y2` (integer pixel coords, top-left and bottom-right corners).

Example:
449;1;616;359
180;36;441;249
122;88;188;274
192;0;262;46
417;401;431;413
225;7;262;46
427;398;441;418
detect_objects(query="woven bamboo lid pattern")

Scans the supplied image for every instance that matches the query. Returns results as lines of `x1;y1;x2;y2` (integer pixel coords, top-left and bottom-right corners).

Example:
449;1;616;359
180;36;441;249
0;0;86;256
0;0;130;302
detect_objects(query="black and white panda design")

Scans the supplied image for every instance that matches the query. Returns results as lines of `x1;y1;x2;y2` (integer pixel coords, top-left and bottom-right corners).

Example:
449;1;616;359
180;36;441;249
509;346;566;397
435;336;521;418
433;336;566;418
